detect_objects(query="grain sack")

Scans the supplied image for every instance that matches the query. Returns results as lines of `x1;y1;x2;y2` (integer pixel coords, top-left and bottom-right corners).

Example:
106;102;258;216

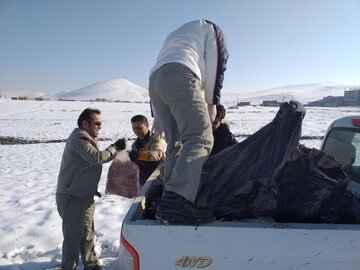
106;150;140;198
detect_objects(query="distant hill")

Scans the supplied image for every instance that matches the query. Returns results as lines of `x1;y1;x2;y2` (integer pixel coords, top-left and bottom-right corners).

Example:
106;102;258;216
221;82;355;105
56;80;353;105
47;78;149;102
3;80;358;105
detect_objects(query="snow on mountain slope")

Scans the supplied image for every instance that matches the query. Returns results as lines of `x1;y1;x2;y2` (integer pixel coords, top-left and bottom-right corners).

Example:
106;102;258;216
4;80;359;106
50;78;149;102
222;82;354;105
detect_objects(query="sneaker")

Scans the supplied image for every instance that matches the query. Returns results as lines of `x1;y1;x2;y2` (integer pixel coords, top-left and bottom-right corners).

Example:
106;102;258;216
155;191;214;224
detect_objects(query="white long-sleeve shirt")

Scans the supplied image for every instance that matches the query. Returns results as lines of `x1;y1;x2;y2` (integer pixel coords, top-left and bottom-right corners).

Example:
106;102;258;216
150;19;229;106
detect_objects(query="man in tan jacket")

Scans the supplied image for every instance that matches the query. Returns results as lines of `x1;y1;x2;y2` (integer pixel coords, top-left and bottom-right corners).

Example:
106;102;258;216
130;115;165;186
56;108;125;270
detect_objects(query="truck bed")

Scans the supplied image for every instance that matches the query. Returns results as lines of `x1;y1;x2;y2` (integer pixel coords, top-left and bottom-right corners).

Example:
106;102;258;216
120;169;360;270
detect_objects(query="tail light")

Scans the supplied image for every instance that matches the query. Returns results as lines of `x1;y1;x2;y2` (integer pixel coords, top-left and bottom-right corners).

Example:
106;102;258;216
352;118;360;127
119;234;139;270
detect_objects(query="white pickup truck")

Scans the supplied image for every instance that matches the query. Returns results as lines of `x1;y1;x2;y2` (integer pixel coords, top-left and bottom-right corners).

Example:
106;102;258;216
119;116;360;270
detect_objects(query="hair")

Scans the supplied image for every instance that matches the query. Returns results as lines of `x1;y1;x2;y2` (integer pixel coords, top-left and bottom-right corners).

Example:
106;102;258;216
216;104;226;120
77;108;101;128
131;114;148;124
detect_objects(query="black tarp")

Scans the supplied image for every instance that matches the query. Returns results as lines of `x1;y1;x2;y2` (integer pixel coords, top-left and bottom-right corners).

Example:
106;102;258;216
274;145;353;223
195;100;306;220
145;100;360;223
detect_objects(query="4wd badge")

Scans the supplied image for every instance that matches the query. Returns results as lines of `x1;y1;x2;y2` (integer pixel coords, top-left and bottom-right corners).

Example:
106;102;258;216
175;256;212;268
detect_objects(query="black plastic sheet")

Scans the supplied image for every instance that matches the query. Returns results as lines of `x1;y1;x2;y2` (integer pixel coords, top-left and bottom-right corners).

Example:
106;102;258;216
274;145;352;223
195;100;306;219
146;100;360;223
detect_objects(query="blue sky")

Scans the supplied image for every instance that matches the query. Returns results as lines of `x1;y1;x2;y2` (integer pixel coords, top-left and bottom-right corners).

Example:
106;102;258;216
1;0;359;94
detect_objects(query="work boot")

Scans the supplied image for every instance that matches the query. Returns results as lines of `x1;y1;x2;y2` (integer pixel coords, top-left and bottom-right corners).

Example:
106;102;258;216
156;191;214;225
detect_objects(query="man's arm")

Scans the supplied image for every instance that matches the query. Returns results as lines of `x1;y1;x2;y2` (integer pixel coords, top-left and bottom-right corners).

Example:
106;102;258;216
203;21;229;106
71;135;117;165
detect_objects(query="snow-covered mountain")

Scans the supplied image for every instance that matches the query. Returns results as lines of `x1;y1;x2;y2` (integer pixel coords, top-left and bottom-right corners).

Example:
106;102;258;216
52;81;356;105
221;82;355;105
48;78;149;102
4;80;358;105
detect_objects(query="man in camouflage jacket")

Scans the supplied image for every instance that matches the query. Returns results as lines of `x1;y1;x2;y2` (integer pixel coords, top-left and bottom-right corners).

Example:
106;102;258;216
130;114;165;186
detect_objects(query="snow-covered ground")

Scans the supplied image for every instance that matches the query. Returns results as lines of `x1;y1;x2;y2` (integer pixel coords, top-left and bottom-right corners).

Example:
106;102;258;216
1;99;360;269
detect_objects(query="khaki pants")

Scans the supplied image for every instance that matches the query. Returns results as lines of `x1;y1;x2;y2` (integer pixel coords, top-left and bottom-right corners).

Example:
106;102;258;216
149;63;213;203
56;194;99;270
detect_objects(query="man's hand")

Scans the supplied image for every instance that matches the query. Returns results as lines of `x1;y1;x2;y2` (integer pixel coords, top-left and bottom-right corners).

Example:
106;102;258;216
114;138;126;150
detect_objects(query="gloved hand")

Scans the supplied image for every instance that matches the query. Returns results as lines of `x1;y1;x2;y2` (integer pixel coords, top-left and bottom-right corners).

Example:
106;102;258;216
128;150;138;161
113;138;126;150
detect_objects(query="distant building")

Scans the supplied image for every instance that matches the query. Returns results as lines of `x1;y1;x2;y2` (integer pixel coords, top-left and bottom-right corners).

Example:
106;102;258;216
307;96;344;107
307;88;360;107
237;101;251;106
324;95;345;106
11;96;33;100
344;89;360;106
58;98;76;101
261;100;281;107
35;97;50;101
94;98;108;102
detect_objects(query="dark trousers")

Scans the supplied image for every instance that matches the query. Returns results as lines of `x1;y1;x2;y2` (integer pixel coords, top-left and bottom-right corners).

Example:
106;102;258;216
56;194;99;270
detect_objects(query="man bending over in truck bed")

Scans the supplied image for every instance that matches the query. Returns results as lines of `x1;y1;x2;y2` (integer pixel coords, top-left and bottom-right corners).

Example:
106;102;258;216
148;19;229;224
